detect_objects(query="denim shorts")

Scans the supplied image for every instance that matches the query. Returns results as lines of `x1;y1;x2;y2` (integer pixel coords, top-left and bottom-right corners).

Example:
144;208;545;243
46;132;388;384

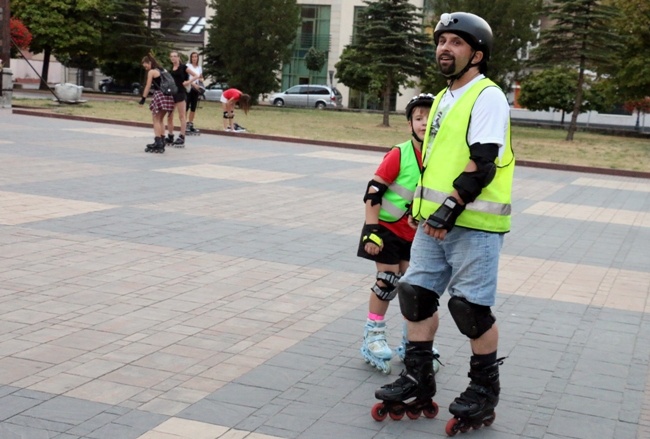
400;225;504;306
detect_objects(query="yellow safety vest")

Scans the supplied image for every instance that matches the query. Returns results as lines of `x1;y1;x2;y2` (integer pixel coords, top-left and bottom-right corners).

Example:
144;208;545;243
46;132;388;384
379;140;421;223
412;78;515;233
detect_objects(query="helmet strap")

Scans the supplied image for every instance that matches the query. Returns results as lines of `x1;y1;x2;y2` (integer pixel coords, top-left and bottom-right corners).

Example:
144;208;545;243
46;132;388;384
441;49;479;89
411;129;423;143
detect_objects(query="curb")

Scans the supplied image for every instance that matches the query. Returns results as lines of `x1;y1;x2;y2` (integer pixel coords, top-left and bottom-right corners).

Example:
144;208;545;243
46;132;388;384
11;107;650;179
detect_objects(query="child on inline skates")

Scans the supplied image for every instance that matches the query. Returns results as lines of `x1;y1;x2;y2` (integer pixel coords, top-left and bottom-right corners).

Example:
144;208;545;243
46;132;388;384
357;94;440;375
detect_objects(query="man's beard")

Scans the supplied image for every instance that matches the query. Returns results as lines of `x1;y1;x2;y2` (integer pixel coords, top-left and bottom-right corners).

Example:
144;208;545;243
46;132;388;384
437;58;457;76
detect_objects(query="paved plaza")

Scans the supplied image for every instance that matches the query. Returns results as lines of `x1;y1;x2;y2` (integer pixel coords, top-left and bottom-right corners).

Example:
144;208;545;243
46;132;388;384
0;109;649;438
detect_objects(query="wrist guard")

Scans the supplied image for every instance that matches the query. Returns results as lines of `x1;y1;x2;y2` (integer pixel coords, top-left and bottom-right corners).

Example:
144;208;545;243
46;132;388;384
139;97;146;105
425;197;465;231
362;224;383;247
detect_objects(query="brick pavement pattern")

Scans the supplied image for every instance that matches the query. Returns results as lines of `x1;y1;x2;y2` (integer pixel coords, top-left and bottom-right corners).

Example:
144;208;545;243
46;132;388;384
0;110;649;439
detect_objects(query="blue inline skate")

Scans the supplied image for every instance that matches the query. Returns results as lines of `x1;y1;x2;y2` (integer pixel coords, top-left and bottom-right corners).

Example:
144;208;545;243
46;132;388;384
360;319;393;374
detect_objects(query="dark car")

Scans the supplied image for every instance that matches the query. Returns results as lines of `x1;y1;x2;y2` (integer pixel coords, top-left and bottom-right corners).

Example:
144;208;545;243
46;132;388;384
99;78;142;95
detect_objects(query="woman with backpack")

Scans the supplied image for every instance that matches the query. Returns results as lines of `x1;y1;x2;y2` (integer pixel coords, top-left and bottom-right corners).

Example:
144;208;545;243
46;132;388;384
139;54;175;153
164;51;199;148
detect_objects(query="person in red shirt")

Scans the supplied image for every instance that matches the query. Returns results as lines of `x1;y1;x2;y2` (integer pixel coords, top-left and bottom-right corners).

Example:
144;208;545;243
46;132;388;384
220;88;252;132
357;94;436;374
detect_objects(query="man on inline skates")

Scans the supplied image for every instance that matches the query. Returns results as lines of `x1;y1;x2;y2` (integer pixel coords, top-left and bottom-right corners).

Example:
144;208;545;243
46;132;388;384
372;12;514;435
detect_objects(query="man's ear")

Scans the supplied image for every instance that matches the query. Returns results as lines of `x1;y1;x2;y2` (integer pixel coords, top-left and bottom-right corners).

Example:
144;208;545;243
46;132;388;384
472;50;484;65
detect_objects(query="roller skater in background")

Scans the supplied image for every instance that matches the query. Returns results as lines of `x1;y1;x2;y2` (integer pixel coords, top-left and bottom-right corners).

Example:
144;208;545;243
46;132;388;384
220;88;251;132
139;54;175;154
358;94;432;375
185;52;204;136
373;12;514;434
164;51;199;148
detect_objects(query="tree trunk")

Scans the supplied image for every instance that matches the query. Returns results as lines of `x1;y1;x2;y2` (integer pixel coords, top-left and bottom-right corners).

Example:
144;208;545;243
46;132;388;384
39;46;52;90
382;85;391;127
567;65;585;141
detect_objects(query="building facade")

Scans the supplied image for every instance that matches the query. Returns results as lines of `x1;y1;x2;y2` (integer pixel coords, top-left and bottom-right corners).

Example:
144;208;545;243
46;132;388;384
205;0;433;110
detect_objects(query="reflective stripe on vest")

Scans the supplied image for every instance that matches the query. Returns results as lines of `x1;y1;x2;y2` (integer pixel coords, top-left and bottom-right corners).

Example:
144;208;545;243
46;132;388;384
412;78;515;233
379;140;421;223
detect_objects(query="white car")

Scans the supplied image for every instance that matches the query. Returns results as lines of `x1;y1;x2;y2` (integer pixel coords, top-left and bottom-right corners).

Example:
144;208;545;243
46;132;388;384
268;84;342;109
203;83;228;101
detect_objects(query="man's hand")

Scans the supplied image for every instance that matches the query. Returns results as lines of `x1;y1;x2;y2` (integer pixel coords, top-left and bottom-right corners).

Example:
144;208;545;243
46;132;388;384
423;196;465;240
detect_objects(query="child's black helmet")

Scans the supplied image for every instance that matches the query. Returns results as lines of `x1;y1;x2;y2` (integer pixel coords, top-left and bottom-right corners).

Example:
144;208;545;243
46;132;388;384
405;93;435;120
434;12;493;61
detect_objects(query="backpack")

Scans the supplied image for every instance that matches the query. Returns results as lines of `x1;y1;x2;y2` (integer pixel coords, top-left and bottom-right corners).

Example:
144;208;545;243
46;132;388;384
158;69;178;96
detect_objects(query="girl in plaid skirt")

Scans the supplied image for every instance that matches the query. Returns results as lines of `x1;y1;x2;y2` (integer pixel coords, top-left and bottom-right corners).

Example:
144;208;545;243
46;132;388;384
138;54;175;152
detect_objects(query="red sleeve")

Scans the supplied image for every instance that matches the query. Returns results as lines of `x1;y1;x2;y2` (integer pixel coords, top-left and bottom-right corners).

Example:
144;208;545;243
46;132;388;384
374;148;402;184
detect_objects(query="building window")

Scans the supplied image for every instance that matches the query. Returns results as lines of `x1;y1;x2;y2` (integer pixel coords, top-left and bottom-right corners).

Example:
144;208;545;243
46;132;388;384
281;5;332;90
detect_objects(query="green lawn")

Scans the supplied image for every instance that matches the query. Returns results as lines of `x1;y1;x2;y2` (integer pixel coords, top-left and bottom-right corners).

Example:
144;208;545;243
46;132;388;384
13;97;650;172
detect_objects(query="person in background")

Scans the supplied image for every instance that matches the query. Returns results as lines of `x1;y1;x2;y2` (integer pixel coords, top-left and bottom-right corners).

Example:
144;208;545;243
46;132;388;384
164;51;199;147
220;88;252;132
139;54;174;153
185;51;204;134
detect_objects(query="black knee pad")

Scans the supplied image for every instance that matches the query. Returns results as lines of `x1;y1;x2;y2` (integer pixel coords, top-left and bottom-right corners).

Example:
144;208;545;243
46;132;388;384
397;282;439;322
372;271;400;301
223;111;229;119
448;296;496;339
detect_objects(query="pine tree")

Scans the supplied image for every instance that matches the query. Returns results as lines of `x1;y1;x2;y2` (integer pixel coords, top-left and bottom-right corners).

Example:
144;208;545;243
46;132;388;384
336;0;433;127
532;0;624;140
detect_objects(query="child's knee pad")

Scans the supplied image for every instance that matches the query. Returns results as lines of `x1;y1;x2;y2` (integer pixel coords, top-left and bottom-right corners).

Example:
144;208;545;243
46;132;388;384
223;111;229;119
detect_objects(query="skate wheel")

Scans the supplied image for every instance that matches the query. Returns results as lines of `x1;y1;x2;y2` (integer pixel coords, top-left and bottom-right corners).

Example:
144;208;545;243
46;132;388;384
379;362;391;375
371;403;387;421
423;401;439;419
389;411;404;421
445;418;460;436
483;412;495;427
406;409;421;420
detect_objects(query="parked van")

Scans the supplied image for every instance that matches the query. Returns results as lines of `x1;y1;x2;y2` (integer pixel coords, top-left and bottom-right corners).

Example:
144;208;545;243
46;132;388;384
269;84;342;109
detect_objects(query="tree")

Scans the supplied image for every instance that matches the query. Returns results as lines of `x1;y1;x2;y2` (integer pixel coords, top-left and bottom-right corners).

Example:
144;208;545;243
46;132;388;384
10;17;32;58
204;0;301;102
607;0;650;102
335;0;433;127
97;0;162;84
531;0;625;140
12;0;106;89
305;47;326;84
623;98;650;131
518;67;607;125
420;0;543;95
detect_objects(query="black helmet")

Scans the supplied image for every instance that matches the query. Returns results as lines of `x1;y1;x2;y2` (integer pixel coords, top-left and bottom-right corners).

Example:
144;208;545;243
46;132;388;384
434;12;493;61
405;93;435;120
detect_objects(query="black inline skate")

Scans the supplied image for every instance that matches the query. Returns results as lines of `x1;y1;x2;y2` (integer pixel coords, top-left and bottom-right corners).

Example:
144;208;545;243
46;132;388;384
372;346;439;421
164;134;174;146
172;134;185;148
186;122;200;136
145;137;165;154
445;356;505;436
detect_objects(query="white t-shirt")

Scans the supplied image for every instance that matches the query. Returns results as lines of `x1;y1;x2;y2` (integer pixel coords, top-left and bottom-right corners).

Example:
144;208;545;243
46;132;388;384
428;74;510;160
186;63;202;84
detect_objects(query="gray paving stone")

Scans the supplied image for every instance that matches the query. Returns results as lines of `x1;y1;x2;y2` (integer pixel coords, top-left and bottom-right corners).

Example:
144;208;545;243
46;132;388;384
20;396;111;426
0;395;47;421
1;111;649;439
204;382;281;408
